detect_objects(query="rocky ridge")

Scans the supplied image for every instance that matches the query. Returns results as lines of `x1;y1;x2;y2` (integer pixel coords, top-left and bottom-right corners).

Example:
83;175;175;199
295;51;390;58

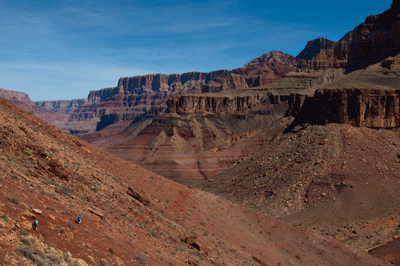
296;37;336;61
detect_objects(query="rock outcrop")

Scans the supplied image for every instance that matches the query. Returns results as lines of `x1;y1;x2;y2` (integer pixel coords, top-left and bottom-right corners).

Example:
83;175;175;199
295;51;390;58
126;186;151;206
0;88;77;123
346;5;400;71
286;89;400;128
296;37;336;61
286;52;400;129
235;51;297;88
0;88;33;104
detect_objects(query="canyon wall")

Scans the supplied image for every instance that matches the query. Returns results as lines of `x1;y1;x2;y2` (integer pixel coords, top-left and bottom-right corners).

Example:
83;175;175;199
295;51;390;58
167;93;289;115
35;99;87;111
297;3;400;73
67;51;296;133
286;88;400;128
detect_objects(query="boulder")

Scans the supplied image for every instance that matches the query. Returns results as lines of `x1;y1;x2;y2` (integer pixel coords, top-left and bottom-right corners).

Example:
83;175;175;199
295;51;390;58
88;208;104;218
180;235;197;245
32;209;42;215
126;187;150;206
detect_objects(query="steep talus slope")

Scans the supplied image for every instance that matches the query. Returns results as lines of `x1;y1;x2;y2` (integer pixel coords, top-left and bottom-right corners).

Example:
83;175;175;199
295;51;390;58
0;98;385;265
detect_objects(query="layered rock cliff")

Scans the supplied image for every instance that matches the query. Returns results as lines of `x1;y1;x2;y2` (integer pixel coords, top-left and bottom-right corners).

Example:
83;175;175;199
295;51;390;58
286;55;400;128
286;89;400;128
67;51;296;134
34;99;87;122
35;99;87;112
346;5;400;71
297;1;400;73
166;93;289;115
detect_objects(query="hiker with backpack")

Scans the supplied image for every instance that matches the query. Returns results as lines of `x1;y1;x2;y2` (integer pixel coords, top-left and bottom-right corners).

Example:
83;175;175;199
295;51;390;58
32;220;38;231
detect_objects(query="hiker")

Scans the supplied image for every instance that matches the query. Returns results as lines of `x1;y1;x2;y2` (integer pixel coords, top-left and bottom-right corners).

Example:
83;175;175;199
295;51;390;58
76;215;81;224
32;220;38;231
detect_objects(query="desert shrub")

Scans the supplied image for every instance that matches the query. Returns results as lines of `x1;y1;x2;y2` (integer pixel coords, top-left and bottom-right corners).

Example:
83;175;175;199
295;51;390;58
20;238;34;246
23;150;32;156
60;186;72;196
2;213;8;222
19;229;30;236
15;245;47;266
9;196;19;204
108;247;114;254
46;253;62;264
50;192;59;200
60;228;66;234
63;253;71;263
134;253;147;265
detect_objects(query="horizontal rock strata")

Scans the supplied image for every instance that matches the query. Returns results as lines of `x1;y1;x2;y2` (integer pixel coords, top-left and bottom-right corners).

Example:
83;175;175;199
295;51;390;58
286;88;400;128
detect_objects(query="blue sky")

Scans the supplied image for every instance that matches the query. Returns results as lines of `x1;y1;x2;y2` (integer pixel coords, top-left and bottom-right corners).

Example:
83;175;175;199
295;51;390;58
0;0;392;101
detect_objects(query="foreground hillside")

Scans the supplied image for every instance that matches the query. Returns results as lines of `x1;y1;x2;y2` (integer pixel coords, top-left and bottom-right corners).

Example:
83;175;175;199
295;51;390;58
0;98;387;265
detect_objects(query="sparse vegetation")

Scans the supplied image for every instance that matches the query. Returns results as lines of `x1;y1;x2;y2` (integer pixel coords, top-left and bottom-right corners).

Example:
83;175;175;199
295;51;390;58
16;239;67;266
20;238;34;246
19;229;30;236
60;185;72;196
63;253;71;263
23;150;32;156
134;253;147;265
59;228;66;234
9;196;19;205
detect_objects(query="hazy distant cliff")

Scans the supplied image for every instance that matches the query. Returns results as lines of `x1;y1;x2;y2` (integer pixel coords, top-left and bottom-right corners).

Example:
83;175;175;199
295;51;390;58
35;99;87;111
